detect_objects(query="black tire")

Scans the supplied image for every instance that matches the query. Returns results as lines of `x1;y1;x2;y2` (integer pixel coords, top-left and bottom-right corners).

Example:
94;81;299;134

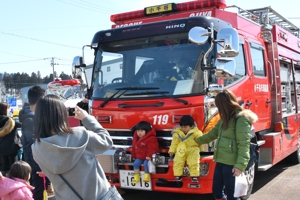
286;137;300;164
240;163;255;200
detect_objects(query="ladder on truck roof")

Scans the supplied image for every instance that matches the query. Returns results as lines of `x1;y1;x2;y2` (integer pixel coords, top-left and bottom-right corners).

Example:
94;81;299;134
227;6;300;37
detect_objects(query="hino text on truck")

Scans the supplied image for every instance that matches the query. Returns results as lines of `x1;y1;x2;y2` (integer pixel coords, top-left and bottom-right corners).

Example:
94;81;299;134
68;0;300;199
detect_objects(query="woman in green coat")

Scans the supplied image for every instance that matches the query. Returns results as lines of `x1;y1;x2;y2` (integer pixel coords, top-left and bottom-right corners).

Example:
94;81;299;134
195;90;258;200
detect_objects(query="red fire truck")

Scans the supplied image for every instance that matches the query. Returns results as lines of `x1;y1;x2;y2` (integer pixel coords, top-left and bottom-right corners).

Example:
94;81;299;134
72;0;300;199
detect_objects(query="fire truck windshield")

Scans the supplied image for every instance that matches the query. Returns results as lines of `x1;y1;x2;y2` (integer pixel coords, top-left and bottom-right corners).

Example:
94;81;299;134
91;32;218;100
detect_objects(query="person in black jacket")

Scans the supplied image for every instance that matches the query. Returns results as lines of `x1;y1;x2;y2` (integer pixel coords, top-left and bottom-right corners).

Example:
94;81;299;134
76;94;89;113
0;102;22;176
19;85;52;200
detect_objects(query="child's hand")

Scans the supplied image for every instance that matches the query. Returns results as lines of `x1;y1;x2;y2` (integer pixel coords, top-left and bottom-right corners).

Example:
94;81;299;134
0;171;2;179
169;152;174;157
146;157;151;160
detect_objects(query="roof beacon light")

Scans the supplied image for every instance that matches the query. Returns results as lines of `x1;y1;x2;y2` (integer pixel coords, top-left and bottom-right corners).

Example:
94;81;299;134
110;0;227;23
47;78;81;99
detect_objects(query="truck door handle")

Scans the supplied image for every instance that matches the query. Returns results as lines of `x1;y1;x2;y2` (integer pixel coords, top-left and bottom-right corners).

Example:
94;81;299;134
266;99;271;104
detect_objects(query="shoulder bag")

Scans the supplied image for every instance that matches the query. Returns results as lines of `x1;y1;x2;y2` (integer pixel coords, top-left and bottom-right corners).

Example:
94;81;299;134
59;174;83;200
234;117;259;171
59;174;124;200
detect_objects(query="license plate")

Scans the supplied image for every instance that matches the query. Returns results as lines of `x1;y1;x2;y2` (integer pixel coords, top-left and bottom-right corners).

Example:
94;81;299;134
144;3;175;15
119;170;152;190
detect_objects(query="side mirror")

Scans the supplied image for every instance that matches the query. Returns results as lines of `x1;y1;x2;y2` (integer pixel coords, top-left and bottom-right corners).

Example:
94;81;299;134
188;27;209;45
207;84;224;98
215;58;236;79
72;56;86;68
72;56;86;79
217;28;239;57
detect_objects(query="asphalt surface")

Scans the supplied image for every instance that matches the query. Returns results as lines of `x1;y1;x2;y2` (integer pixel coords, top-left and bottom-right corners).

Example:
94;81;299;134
249;161;300;200
49;161;300;200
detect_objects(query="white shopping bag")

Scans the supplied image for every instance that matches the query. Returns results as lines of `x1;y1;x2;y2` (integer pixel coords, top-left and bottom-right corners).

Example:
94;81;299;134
148;161;156;174
234;173;248;197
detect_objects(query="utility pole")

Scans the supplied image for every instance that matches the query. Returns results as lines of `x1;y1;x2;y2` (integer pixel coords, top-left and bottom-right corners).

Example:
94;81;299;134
50;57;59;81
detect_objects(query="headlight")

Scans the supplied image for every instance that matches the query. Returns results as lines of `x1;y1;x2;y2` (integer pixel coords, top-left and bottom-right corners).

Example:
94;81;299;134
118;151;131;162
200;162;209;176
152;153;166;165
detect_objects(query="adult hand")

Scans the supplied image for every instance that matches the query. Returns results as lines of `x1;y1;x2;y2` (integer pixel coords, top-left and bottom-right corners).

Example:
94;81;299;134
232;167;242;176
73;106;89;121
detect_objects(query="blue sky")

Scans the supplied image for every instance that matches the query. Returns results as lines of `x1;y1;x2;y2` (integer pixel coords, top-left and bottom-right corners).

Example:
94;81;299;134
1;0;299;78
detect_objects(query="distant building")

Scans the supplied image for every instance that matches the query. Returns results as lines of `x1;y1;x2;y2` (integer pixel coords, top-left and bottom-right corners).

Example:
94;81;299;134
77;58;123;88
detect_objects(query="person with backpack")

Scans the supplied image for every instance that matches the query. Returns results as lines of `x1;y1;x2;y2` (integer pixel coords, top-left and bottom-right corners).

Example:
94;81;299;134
0;102;22;176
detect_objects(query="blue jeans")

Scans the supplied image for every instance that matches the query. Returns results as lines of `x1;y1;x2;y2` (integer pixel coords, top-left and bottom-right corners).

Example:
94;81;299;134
213;162;239;200
133;158;149;173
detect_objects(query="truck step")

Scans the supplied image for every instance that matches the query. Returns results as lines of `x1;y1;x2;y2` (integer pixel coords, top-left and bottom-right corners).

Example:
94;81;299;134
257;140;265;146
258;163;273;171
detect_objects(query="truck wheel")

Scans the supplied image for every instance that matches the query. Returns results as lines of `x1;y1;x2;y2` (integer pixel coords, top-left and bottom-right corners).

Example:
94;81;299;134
286;138;300;164
240;163;255;200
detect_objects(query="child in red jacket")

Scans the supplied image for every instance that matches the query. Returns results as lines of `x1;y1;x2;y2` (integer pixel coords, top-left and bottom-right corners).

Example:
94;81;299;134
0;161;34;200
131;121;159;184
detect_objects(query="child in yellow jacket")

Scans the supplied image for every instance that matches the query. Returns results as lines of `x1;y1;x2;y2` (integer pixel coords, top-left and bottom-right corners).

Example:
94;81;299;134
168;115;203;182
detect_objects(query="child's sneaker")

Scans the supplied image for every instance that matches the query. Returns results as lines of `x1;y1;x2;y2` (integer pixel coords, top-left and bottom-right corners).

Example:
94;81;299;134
191;177;198;183
174;176;182;181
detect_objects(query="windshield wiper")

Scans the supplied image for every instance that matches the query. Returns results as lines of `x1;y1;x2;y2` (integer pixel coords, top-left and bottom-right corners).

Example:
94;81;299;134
124;91;188;105
115;87;159;90
99;87;160;108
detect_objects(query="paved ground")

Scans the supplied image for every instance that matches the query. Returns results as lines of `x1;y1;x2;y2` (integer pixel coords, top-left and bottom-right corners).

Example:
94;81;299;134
249;161;300;200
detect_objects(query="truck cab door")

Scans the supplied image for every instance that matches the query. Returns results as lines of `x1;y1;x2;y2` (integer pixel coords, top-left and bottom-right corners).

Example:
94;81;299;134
248;42;272;130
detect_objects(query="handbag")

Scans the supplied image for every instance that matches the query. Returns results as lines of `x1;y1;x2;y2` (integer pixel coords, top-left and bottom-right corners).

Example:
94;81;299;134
59;174;124;200
234;173;248;197
234;117;259;171
148;160;156;174
246;142;259;170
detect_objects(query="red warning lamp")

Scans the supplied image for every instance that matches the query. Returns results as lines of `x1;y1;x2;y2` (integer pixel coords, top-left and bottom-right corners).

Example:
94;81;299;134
48;79;81;88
